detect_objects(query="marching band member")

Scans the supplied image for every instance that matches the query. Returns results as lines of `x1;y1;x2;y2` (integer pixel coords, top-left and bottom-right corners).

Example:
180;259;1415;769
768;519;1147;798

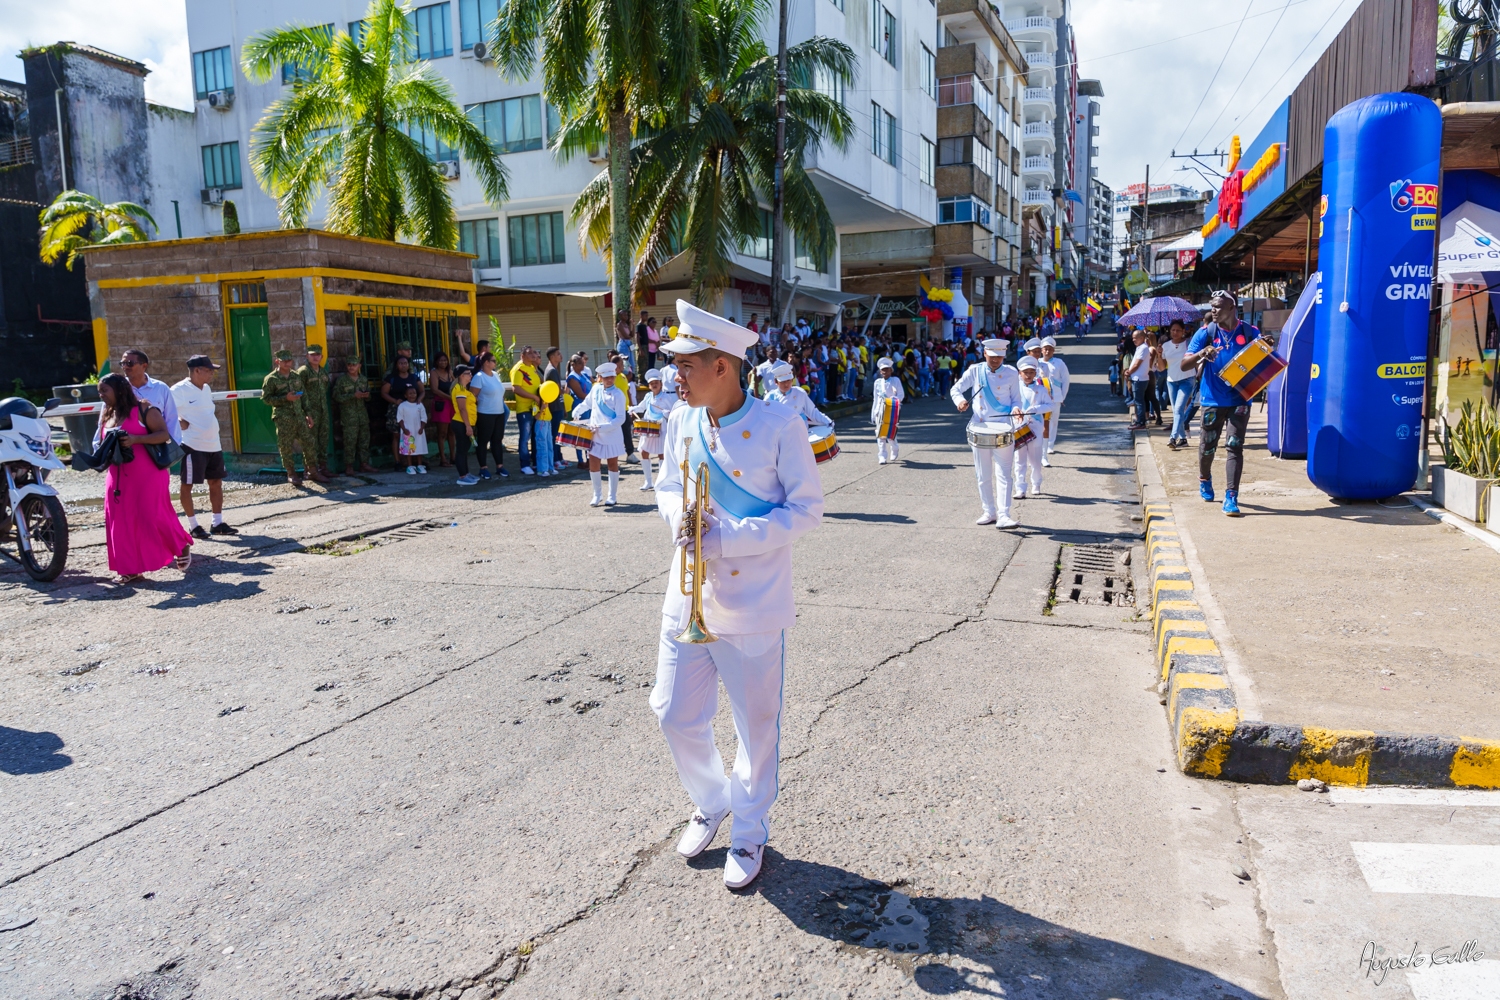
1040;336;1070;460
951;338;1023;528
766;362;832;428
871;357;904;465
572;361;627;506
629;368;679;491
652;301;824;890
1012;357;1053;499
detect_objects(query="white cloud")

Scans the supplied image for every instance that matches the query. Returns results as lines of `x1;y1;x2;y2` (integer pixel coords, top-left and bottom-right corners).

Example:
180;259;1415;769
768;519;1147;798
1072;0;1358;197
1;0;192;110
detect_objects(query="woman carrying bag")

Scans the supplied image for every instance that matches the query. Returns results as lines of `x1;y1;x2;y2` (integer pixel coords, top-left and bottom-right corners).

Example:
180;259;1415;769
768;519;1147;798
97;373;192;584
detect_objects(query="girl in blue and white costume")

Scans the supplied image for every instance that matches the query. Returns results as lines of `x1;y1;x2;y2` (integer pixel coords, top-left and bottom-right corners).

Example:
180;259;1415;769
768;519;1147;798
572;361;627;506
629;368;680;491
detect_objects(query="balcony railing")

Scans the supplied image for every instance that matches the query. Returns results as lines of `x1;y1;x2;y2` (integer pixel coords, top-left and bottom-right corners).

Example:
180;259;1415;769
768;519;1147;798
1005;15;1056;36
1025;53;1053;73
0;135;34;168
1023;87;1054;104
1022;122;1053;140
1022;156;1054;175
1022;188;1053;206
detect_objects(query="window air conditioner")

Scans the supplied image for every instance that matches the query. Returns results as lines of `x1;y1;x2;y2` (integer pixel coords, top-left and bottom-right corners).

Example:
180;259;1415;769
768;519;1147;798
202;187;224;205
471;41;493;61
436;159;461;180
207;90;234;111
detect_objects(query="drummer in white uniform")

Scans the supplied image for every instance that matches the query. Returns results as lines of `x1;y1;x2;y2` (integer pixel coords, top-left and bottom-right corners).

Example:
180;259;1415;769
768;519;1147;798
1040;336;1070;459
571;361;627;506
765;362;832;429
652;300;824;889
871;357;904;465
629;368;679;491
1012;357;1053;499
951;337;1023;528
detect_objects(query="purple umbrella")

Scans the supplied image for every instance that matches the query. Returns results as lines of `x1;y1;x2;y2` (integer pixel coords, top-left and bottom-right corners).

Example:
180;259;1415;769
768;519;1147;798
1115;296;1205;328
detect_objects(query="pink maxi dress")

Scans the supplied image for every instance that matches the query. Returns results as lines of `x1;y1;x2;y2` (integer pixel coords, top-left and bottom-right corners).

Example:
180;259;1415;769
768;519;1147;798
103;407;192;576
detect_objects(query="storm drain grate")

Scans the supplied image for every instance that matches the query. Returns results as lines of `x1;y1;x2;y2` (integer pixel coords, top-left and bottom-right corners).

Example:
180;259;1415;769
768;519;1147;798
1059;544;1133;606
301;520;449;556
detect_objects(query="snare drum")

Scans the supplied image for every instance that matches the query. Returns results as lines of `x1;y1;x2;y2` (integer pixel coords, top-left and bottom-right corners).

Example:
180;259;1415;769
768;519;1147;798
808;425;839;464
633;417;663;454
1012;423;1036;448
877;398;900;439
966;420;1015;449
558;421;595;450
632;418;662;436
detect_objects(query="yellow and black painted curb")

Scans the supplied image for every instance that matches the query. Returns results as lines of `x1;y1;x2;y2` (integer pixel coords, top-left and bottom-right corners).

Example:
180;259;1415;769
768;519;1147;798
1143;501;1500;788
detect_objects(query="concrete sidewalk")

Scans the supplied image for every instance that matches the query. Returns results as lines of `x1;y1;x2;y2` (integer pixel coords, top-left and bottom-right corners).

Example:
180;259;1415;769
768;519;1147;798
1135;404;1500;787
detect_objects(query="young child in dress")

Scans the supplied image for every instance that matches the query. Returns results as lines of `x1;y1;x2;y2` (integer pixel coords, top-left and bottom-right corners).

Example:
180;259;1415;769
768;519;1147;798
396;383;429;474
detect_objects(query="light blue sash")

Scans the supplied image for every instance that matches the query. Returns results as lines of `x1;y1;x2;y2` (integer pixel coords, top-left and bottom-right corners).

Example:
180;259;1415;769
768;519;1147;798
686;406;778;520
594;388;617;422
979;370;1006;413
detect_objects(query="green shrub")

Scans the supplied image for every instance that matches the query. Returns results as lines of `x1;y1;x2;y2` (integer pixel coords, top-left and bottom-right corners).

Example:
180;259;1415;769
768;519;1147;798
1443;401;1500;479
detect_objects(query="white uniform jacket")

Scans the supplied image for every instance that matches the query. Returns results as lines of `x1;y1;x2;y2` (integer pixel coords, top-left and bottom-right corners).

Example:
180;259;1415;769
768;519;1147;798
630;390;679;421
1016;380;1054;437
1044;356;1071;402
572;385;627;432
951;362;1023;428
656;394;824;635
870;376;904;426
767;385;832;427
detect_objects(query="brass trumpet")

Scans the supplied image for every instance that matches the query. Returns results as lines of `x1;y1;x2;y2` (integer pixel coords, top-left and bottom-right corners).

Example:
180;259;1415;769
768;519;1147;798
677;454;717;644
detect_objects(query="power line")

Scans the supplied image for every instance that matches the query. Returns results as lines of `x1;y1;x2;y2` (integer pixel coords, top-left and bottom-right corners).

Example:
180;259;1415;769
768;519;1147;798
1156;0;1254;178
1216;0;1352;147
1195;0;1295;150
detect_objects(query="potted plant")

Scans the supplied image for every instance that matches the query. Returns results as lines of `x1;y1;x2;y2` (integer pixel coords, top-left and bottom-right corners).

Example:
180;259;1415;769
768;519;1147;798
1435;401;1500;522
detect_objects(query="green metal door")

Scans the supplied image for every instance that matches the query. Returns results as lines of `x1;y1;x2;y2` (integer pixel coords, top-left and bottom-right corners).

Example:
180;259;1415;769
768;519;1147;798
229;307;277;453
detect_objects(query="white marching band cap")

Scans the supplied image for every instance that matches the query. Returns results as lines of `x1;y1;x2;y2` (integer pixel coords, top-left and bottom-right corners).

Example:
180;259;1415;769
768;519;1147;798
1017;357;1039;371
771;362;795;381
645;368;663;381
982;339;1008;357
596;362;618;378
659;299;758;359
1041;336;1057;348
877;356;895;369
1024;337;1044;351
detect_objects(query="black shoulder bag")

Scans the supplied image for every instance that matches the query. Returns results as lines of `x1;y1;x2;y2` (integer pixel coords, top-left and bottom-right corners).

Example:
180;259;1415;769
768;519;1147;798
138;403;184;470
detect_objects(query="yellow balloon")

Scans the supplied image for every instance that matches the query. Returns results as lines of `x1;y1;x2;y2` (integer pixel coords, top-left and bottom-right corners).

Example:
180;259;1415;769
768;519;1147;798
540;381;561;403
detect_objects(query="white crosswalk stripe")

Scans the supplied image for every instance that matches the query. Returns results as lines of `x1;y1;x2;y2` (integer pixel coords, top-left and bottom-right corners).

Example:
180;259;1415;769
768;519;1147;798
1331;788;1500;808
1406;960;1500;1000
1351;843;1500;898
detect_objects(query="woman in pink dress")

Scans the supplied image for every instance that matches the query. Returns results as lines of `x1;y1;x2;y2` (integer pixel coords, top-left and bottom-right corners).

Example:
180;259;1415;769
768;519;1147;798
98;373;192;585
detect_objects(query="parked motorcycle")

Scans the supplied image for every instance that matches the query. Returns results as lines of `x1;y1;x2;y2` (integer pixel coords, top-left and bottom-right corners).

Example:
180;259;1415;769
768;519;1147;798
0;397;69;582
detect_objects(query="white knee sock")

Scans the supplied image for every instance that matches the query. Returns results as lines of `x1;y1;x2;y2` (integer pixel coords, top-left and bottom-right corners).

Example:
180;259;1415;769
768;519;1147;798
877;439;887;462
643;457;655;486
891;439;900;459
608;469;619;502
590;470;602;502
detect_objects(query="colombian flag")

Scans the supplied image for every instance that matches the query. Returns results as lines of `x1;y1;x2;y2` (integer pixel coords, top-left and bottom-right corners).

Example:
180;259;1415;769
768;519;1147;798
1051;301;1063;319
1086;296;1102;315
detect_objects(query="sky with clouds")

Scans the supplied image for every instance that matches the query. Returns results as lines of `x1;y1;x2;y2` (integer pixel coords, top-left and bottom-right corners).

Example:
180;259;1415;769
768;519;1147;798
3;0;1362;197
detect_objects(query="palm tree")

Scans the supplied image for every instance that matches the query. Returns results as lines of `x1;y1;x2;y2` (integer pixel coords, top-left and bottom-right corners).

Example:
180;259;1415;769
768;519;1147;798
493;0;694;311
38;190;156;270
571;0;853;304
241;0;508;248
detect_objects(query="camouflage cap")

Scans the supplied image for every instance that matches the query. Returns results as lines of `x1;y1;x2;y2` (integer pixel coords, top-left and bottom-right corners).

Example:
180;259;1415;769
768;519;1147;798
274;349;295;361
395;341;413;351
345;355;363;366
306;343;323;355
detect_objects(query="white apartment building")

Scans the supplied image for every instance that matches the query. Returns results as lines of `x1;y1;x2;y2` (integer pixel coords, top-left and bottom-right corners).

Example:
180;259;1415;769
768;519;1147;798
179;0;939;348
999;0;1063;309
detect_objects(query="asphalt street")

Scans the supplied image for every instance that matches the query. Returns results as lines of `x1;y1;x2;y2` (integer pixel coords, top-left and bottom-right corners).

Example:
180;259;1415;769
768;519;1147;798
1;327;1490;1000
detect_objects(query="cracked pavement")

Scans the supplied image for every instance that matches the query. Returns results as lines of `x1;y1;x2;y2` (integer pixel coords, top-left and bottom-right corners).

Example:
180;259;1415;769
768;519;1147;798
1;333;1285;999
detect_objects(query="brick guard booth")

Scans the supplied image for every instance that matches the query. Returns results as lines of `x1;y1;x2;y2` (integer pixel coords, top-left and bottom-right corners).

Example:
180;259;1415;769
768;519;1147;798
82;230;476;459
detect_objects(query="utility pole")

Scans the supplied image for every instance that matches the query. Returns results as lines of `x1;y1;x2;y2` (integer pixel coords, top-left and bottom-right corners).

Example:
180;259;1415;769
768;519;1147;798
769;0;789;329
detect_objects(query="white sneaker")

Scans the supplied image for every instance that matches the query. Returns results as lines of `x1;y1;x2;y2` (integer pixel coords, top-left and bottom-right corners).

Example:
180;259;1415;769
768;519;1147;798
1041;458;1052;467
590;497;603;507
677;808;728;858
1013;490;1025;499
416;465;428;475
975;513;997;525
1046;446;1056;454
405;466;417;476
724;842;764;889
878;458;888;465
995;516;1020;529
521;466;535;476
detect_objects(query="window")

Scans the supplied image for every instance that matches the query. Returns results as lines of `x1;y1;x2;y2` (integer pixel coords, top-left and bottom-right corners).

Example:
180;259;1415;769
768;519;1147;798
938;135;993;178
938;196;991;227
402;123;457;162
410;3;453;59
829;0;844;11
920;137;934;186
871;102;896;166
467;96;556;153
937;75;993;120
460;218;502;268
739;208;772;260
921;45;936;100
794;231;828;273
201;142;242;190
283;24;334;84
192;46;234;99
349;20;366;45
508;212;566;266
460;0;499;50
811;64;845;106
871;4;896;66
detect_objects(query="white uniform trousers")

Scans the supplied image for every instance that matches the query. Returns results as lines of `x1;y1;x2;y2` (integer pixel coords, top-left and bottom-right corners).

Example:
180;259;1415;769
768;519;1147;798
972;444;1015;519
651;619;786;846
876;438;900;463
1045;405;1061;451
1013;436;1044;495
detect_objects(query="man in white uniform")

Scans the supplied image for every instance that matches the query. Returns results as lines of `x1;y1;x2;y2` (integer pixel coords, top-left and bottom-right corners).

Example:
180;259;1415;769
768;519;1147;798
652;301;824;889
951;338;1023;528
1040;336;1070;458
765;363;832;428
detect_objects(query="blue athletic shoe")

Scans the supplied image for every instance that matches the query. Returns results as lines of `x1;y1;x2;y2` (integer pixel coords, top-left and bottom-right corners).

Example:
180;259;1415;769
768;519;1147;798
1222;490;1243;517
1199;480;1215;503
480;469;492;481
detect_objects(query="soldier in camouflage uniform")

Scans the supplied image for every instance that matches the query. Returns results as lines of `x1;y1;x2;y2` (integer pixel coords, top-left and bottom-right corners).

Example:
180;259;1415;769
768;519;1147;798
261;350;331;485
296;344;333;478
333;356;377;474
